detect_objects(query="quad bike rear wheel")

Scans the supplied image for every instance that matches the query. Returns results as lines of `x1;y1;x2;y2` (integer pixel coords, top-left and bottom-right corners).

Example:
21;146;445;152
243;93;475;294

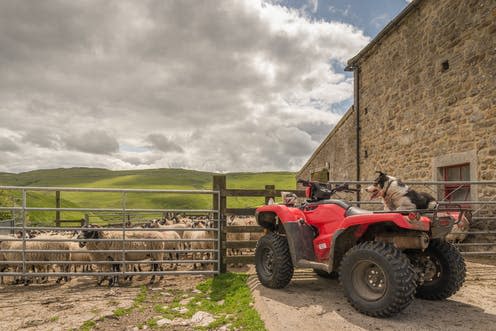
340;241;417;317
255;232;294;289
414;239;466;300
313;269;339;279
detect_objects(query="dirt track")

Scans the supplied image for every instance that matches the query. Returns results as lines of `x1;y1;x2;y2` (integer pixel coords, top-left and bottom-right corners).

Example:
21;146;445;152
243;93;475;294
249;261;496;331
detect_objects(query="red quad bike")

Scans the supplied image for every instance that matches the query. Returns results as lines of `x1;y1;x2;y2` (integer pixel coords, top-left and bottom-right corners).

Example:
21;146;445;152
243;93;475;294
254;180;467;317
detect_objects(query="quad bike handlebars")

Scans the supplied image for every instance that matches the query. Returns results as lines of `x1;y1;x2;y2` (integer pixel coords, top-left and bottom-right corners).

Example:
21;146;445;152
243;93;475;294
297;179;360;201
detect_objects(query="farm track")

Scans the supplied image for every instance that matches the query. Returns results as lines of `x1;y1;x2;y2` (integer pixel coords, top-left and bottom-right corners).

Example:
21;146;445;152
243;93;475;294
250;261;496;331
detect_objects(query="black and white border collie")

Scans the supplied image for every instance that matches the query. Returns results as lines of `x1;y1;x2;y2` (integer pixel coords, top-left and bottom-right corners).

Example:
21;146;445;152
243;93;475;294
366;171;470;242
365;171;437;211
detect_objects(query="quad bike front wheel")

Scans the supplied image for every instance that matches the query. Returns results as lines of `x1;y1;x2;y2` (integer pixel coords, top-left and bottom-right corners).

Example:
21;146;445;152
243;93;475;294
255;232;294;289
414;239;466;300
340;241;417;317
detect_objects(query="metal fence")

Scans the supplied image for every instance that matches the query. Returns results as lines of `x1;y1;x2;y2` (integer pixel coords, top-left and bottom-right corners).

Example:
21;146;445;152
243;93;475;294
0;186;222;284
0;179;494;283
327;180;496;256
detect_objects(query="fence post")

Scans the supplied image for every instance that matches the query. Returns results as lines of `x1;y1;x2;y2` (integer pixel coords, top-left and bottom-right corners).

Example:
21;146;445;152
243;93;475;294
83;213;89;226
55;190;61;227
21;189;26;283
213;175;227;273
265;185;275;204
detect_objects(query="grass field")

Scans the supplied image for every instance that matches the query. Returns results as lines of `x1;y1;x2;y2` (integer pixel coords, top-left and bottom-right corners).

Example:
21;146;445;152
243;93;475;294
0;168;297;225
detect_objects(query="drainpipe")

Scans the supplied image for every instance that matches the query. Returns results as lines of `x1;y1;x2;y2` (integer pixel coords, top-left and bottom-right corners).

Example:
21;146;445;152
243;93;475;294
345;63;361;205
352;65;361;204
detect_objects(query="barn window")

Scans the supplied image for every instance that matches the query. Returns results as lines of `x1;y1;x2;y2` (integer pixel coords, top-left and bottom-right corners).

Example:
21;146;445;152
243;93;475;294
442;163;470;202
311;168;329;182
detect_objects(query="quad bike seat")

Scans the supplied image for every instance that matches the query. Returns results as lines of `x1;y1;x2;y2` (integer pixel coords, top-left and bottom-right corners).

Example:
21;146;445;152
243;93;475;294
304;199;351;209
345;206;373;217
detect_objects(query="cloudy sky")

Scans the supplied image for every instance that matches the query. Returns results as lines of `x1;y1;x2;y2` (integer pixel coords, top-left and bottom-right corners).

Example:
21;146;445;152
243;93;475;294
0;0;409;173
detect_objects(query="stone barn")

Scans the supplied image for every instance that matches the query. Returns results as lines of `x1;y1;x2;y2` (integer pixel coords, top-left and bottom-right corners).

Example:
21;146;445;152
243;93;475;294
297;0;496;239
298;0;495;197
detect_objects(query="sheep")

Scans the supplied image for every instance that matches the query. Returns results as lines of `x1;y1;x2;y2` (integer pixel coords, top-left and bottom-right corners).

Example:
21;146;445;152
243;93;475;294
0;235;15;284
445;213;471;243
183;220;216;270
77;225;165;286
68;242;93;273
152;217;193;238
0;235;72;285
227;216;252;257
156;230;181;270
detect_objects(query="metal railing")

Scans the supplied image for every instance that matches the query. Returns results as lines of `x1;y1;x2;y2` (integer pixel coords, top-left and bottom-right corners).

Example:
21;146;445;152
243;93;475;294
327;180;496;256
0;186;222;284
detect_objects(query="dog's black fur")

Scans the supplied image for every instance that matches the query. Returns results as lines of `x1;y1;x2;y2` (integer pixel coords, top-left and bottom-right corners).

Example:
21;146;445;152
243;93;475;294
369;171;437;210
404;190;436;210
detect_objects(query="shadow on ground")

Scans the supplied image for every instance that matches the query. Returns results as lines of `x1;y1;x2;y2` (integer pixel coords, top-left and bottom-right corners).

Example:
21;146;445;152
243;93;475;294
249;262;496;331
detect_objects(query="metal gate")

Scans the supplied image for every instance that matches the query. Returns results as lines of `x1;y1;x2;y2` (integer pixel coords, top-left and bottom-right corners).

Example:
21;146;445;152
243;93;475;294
0;186;222;284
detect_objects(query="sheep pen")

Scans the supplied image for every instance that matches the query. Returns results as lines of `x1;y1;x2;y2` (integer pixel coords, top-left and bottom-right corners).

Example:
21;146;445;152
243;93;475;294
0;216;221;287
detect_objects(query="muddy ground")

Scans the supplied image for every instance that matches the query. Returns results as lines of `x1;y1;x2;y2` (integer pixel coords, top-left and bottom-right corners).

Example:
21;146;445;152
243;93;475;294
251;261;496;331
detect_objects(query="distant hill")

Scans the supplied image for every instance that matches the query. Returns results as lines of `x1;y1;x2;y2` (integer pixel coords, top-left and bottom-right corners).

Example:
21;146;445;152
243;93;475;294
0;168;297;225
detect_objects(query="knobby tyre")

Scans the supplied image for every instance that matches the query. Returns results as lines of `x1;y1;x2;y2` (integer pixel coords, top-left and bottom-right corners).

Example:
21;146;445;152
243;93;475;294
255;232;294;289
339;241;417;317
415;239;466;300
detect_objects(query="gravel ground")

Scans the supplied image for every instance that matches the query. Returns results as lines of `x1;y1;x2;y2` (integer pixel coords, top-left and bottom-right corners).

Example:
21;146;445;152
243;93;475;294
250;261;496;331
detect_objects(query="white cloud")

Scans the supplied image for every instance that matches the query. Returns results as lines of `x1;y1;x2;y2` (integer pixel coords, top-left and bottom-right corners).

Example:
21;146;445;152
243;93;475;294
308;0;319;13
371;13;390;29
0;0;369;173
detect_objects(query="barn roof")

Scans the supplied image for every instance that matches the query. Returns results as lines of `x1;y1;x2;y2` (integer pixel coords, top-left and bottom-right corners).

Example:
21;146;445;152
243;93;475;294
346;0;424;70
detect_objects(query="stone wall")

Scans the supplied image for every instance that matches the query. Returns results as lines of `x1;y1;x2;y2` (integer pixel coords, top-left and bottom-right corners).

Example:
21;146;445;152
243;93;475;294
356;0;496;231
357;0;495;182
298;0;496;235
297;107;356;182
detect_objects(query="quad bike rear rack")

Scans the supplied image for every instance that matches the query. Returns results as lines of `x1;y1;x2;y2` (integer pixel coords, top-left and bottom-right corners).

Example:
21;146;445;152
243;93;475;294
372;203;471;238
371;203;470;223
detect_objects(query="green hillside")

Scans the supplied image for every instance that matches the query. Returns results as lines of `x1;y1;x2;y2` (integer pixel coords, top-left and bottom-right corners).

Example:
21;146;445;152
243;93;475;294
0;168;297;225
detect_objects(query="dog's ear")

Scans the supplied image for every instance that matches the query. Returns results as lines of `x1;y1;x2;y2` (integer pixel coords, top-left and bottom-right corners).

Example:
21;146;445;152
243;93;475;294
374;171;389;188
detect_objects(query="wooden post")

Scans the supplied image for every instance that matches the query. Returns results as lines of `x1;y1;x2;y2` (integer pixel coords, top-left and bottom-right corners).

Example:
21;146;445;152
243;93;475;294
55;191;61;227
265;185;275;204
213;175;227;273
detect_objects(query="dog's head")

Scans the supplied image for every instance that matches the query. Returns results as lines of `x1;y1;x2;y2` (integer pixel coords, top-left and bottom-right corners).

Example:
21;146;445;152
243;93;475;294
366;171;395;200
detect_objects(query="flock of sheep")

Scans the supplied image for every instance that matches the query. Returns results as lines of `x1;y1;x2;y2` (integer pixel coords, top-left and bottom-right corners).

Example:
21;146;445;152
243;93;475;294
0;215;257;286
